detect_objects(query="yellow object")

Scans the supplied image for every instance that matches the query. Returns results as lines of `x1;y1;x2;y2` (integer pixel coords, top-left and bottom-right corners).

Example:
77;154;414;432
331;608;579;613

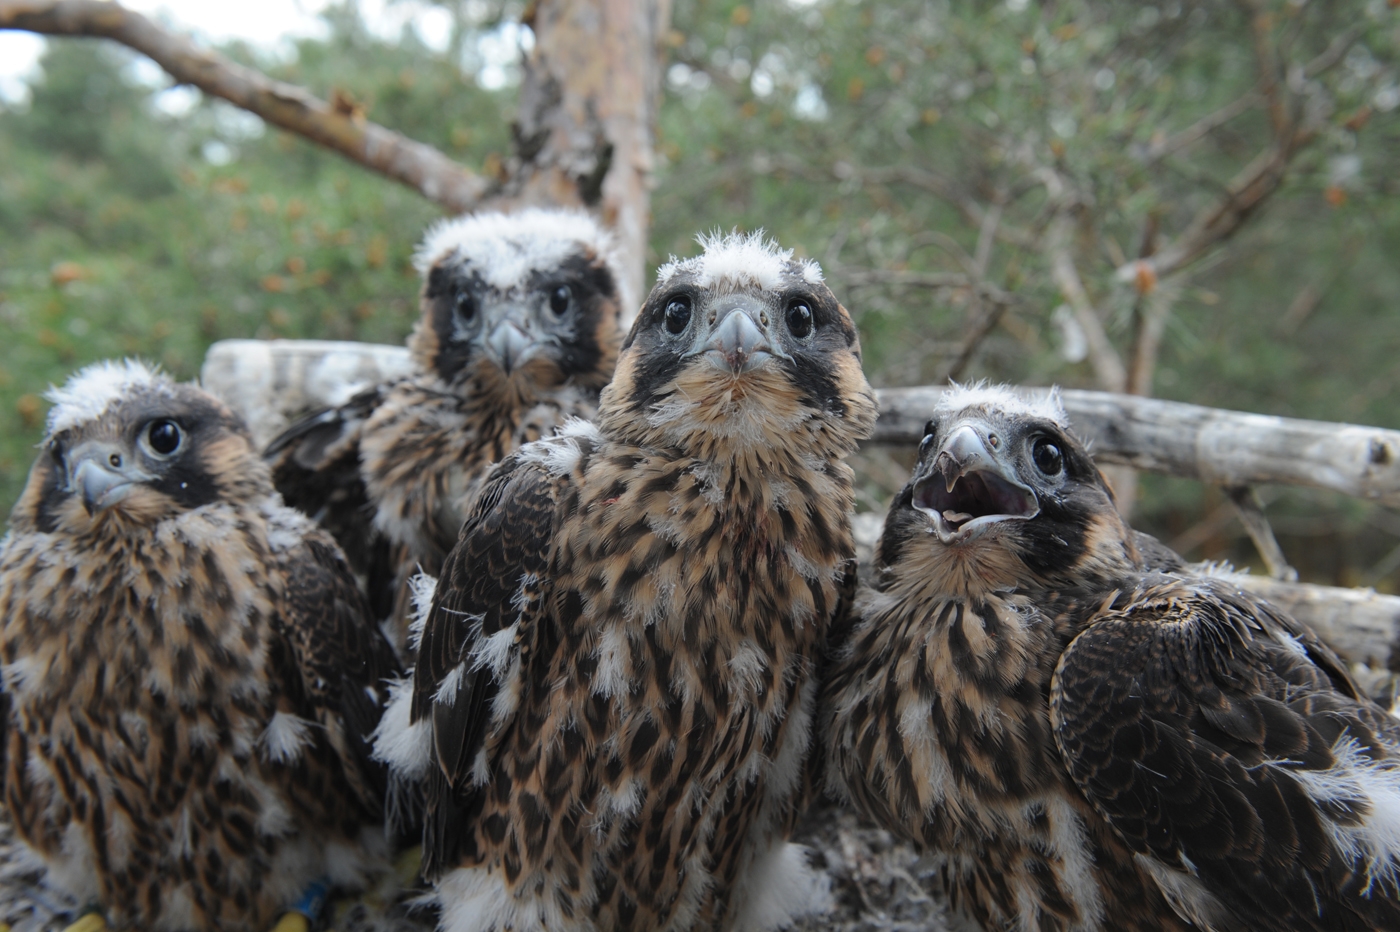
62;915;106;932
270;912;310;932
393;844;422;885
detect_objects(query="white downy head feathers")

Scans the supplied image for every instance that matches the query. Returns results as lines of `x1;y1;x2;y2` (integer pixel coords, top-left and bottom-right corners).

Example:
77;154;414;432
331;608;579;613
654;230;824;293
44;359;173;436
933;380;1070;428
414;207;630;309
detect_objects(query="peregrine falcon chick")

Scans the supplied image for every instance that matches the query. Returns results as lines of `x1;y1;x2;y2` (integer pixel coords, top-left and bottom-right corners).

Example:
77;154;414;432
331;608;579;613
384;232;878;932
266;208;627;635
821;384;1400;932
0;361;401;932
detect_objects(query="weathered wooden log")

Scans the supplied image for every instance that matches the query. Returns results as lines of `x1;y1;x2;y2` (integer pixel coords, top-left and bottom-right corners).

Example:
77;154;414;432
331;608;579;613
205;341;1400;507
1231;574;1400;670
875;385;1400;509
200;339;1400;669
201;339;412;448
0;0;494;213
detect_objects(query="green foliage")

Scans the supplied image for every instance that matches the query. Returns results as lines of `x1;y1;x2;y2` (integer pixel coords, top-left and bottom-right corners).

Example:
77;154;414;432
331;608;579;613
0;5;513;509
648;0;1400;583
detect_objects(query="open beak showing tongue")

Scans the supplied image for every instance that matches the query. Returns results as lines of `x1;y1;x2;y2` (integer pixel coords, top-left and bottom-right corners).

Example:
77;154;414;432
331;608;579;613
911;425;1039;542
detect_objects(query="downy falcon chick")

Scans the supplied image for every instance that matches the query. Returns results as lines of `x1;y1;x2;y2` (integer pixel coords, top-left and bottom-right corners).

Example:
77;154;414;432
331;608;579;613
378;232;878;932
0;361;401;932
821;384;1400;932
266;208;627;633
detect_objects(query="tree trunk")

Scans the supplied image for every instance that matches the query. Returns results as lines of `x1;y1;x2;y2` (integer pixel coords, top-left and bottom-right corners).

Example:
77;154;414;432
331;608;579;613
504;0;672;312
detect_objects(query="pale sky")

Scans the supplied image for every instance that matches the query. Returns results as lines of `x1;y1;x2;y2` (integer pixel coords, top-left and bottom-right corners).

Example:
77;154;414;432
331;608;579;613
0;0;473;104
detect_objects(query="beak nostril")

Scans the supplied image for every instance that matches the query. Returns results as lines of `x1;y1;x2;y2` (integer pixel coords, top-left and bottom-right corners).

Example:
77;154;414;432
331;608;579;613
109;453;122;468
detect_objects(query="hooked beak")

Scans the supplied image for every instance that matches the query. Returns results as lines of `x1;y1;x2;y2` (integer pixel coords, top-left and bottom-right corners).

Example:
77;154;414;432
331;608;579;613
693;298;778;375
911;424;1038;543
67;445;144;516
484;320;536;376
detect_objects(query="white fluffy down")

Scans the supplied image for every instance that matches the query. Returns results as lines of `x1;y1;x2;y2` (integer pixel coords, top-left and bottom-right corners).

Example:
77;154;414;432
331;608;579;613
1286;735;1400;895
654;229;823;293
934;380;1069;428
730;841;833;932
370;674;434;834
414;207;628;307
44;358;172;436
371;675;433;781
435;864;576;932
406;571;439;654
258;712;317;765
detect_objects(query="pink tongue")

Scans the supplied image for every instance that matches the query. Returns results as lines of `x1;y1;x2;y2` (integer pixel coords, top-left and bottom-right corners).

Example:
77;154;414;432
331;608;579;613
943;509;973;524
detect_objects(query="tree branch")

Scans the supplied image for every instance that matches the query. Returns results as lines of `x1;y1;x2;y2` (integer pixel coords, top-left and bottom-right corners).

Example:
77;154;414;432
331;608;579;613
202;338;1400;669
0;0;493;212
1132;6;1337;282
943;203;1006;381
1226;484;1298;581
835;268;1024;309
1047;214;1128;392
1141;91;1261;165
1243;0;1292;139
1144;139;1303;279
1304;20;1370;79
806;159;1039;250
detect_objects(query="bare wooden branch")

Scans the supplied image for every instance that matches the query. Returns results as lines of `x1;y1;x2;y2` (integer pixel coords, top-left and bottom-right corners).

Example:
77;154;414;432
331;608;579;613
873;386;1400;508
1226;485;1298;581
1231;574;1400;670
835;269;1026;316
0;0;493;212
1047;215;1128;392
1146;141;1304;279
1304;21;1370;79
943;301;1010;383
205;339;1400;510
201;339;412;448
1141;91;1262;164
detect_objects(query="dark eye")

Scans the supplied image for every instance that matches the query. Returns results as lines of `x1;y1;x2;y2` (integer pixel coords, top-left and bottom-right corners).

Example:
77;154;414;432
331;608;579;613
454;288;475;321
785;299;813;338
147;419;182;457
1032;437;1063;476
918;419;939;455
549;285;572;316
663;295;692;334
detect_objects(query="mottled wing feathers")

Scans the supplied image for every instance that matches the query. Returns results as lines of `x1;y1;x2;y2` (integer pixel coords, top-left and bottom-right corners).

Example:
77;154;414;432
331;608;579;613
411;452;565;876
277;530;403;814
265;384;388;589
265;383;388;469
1131;529;1186;573
1052;576;1400;931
